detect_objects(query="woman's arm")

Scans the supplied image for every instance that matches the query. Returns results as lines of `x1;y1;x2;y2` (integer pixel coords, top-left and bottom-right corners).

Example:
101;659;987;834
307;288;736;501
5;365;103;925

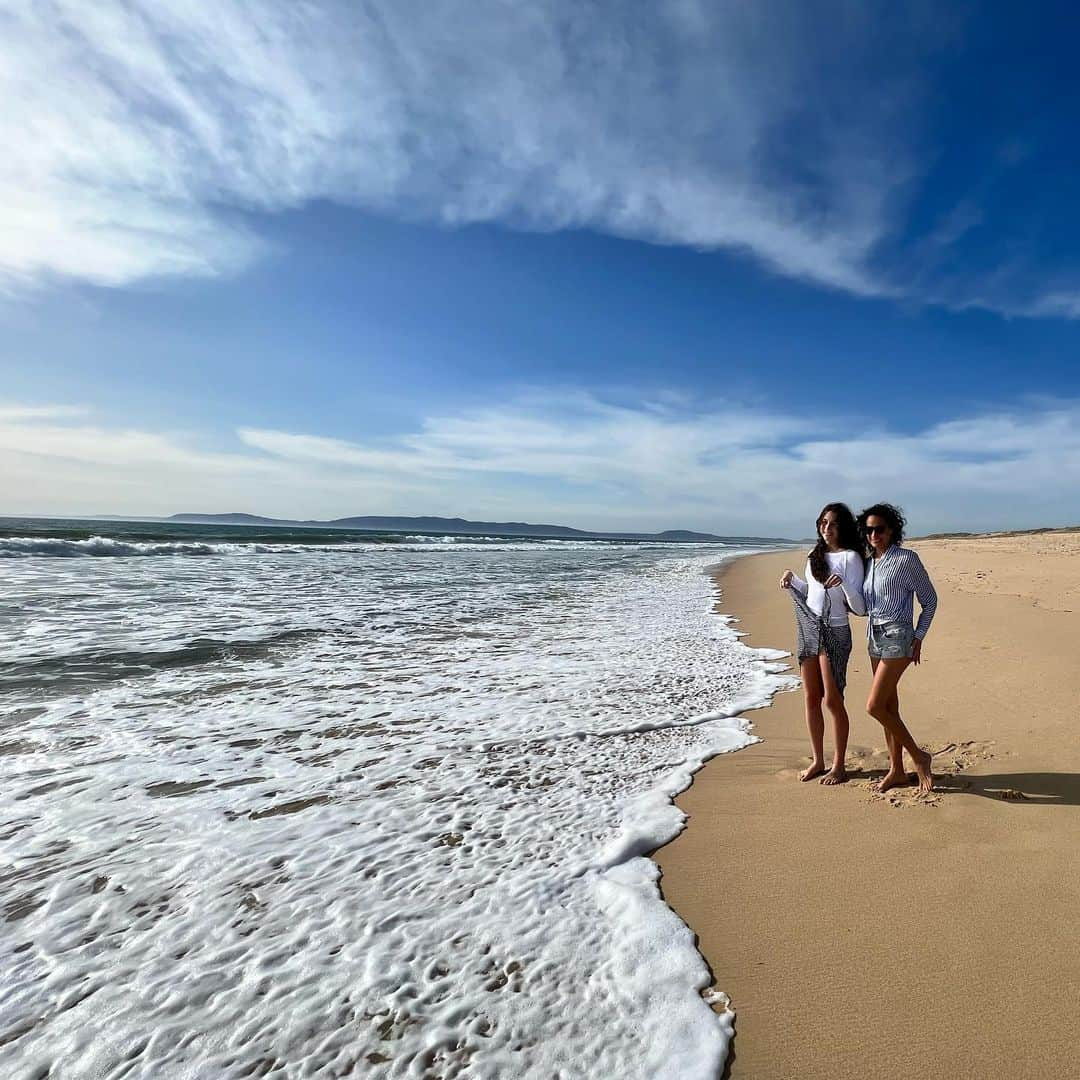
792;556;817;596
910;552;938;639
780;557;810;594
839;550;867;616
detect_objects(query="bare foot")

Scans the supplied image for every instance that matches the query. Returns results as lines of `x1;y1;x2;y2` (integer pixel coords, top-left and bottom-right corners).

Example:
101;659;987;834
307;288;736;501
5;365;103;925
874;769;911;793
820;766;848;786
913;748;934;793
800;761;827;782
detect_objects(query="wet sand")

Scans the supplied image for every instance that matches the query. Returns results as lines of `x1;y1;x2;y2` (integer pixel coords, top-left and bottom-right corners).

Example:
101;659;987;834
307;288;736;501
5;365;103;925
657;535;1080;1079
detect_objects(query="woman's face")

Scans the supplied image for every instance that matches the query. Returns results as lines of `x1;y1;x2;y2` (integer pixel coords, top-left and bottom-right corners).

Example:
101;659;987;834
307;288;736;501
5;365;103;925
819;510;841;548
864;514;892;552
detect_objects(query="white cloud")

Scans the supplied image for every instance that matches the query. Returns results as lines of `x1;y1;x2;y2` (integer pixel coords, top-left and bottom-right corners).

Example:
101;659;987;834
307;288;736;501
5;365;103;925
0;407;437;519
1;1;916;296
238;394;1080;533
240;397;813;491
0;404;90;421
5;395;1080;535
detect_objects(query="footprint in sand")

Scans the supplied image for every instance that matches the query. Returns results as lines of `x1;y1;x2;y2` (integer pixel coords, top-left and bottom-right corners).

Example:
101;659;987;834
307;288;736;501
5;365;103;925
842;745;892;786
776;766;806;782
935;739;997;776
785;740;1002;806
860;739;1002;807
863;782;944;808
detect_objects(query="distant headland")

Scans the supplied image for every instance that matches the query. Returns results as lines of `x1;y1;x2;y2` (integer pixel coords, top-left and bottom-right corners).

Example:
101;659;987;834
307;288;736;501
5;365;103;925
167;512;795;545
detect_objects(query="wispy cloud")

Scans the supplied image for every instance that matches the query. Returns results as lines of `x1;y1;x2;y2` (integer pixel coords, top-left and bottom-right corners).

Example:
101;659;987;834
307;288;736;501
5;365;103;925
6;394;1080;534
0;406;435;518
240;394;1080;533
0;404;90;422
2;1;918;297
240;396;813;492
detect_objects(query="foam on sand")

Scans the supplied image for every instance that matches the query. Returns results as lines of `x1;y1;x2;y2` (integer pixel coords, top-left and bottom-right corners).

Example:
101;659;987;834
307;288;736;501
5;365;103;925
1;543;790;1077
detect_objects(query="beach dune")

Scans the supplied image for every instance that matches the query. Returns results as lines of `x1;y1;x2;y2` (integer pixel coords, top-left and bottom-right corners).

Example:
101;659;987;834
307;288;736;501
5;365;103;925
657;534;1080;1079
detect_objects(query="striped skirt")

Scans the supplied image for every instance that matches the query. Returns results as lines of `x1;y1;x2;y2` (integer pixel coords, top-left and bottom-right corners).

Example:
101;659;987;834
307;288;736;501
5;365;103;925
791;589;853;694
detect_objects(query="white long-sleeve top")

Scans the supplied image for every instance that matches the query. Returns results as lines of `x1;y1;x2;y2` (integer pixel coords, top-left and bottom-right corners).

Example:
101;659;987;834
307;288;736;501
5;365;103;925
789;549;867;626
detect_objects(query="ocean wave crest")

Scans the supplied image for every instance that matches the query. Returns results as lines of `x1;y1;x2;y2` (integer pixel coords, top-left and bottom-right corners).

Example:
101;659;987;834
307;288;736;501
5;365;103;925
0;534;595;557
0;536;280;558
401;533;505;543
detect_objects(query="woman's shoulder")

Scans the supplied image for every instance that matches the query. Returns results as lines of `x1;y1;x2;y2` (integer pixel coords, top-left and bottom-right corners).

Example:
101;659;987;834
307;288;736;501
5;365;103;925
894;545;927;569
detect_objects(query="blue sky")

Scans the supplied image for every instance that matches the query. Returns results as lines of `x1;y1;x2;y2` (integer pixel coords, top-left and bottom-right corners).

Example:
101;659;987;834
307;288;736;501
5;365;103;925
5;1;1080;535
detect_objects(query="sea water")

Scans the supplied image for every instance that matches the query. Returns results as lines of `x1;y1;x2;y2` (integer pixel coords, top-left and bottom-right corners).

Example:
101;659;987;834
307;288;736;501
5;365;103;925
0;524;792;1078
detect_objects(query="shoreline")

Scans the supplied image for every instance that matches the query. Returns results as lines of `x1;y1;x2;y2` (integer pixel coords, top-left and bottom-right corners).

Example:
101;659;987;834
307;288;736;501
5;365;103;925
657;537;1080;1078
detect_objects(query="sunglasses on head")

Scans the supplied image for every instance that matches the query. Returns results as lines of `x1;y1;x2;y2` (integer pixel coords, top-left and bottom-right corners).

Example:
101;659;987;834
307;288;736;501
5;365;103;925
864;524;888;535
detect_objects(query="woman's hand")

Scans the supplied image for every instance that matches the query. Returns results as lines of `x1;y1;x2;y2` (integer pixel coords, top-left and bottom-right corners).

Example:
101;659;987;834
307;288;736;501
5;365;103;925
823;574;843;589
780;569;794;589
911;639;922;665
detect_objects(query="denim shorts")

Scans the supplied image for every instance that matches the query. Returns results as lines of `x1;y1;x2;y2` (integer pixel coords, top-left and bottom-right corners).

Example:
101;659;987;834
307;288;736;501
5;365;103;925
868;619;915;660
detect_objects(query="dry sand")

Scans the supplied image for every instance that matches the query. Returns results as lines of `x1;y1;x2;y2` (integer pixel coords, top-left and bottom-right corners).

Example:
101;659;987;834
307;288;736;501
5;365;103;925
656;535;1080;1080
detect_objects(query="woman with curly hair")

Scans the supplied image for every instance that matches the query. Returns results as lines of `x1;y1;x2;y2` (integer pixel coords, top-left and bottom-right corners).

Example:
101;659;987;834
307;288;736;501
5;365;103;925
858;502;938;793
780;503;866;785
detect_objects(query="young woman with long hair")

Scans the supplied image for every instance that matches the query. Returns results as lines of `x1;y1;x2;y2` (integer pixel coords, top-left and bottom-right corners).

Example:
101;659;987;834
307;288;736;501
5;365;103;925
780;503;866;785
857;502;938;793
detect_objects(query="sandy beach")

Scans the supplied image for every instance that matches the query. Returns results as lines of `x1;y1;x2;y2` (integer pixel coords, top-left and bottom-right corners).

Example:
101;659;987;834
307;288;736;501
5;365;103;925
657;534;1080;1079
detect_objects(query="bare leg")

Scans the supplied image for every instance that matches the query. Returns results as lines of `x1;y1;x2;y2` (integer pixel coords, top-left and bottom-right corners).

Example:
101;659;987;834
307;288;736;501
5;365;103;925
817;651;849;785
866;659;933;793
799;657;827;781
877;726;911;792
868;660;911;790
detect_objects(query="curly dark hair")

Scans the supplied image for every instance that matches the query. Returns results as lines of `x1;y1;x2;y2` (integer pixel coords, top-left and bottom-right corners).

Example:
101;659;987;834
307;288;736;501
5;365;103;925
808;502;865;583
857;502;906;547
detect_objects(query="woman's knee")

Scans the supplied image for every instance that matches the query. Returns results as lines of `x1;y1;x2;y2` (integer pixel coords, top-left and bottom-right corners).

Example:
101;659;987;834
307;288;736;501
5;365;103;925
823;692;845;714
804;687;824;709
866;695;889;720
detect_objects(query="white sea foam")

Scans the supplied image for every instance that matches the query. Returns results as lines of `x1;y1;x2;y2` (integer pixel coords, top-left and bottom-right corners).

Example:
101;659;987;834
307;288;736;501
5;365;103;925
0;534;697;558
0;543;792;1077
0;536;280;558
400;534;504;543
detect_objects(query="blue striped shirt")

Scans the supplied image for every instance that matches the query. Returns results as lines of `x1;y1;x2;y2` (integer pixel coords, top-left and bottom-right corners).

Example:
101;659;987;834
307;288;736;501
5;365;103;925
862;545;938;640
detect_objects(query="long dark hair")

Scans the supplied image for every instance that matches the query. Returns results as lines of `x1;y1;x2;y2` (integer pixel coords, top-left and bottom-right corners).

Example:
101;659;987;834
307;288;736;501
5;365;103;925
809;503;864;583
857;502;906;547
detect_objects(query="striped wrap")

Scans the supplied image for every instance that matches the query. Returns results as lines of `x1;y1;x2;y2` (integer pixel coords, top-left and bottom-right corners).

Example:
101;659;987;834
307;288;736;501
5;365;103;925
791;587;853;694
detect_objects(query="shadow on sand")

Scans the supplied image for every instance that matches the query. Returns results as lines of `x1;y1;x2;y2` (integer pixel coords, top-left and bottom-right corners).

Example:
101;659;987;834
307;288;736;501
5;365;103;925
936;770;1080;805
844;767;1080;805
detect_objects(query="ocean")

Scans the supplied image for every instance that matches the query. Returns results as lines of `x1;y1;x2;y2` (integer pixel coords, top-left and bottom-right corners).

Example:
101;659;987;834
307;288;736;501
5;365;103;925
0;518;793;1079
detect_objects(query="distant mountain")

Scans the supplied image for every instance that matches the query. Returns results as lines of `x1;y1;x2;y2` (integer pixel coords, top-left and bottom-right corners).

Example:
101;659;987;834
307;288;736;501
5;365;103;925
168;512;794;544
171;513;281;525
653;529;725;541
331;515;593;537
